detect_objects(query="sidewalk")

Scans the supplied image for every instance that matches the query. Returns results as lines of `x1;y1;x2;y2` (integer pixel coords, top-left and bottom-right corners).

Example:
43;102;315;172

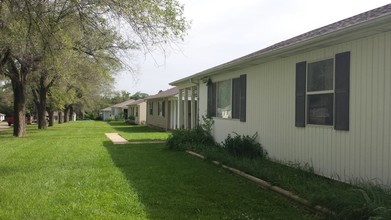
105;133;129;144
105;133;166;145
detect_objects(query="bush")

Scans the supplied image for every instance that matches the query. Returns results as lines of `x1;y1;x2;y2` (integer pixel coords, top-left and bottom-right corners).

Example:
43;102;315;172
125;119;137;125
221;132;267;159
125;116;137;125
166;126;215;151
106;116;115;122
95;116;103;121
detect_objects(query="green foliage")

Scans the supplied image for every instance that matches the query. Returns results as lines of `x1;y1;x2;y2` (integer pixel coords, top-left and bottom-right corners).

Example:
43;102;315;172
200;115;214;135
130;91;149;100
106;116;116;122
0;0;189;136
166;126;215;151
125;116;137;125
0;81;13;116
191;141;391;220
320;184;391;220
221;132;267;159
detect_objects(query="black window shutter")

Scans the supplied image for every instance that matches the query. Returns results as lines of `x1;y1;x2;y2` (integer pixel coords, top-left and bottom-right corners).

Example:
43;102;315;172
207;82;216;117
334;51;350;131
240;74;247;122
162;101;165;117
232;78;241;119
295;61;306;127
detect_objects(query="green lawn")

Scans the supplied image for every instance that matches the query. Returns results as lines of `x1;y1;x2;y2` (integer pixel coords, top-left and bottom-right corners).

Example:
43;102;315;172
109;121;171;141
0;121;317;219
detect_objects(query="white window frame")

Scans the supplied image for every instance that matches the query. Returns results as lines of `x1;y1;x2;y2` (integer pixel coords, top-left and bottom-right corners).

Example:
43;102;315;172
158;101;163;117
216;79;232;119
306;58;335;126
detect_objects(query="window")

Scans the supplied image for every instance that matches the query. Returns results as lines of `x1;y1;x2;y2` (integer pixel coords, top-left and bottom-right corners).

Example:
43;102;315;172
307;59;334;125
135;107;138;117
216;80;232;118
207;74;247;122
149;102;153;115
130;107;134;116
158;101;165;117
295;51;350;130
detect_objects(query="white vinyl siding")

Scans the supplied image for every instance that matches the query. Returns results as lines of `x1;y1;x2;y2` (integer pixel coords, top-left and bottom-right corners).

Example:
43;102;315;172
198;31;391;185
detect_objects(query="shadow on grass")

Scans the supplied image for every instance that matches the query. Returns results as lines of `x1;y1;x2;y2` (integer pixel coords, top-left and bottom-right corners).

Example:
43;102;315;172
107;122;171;142
108;122;165;133
103;141;194;219
103;141;317;220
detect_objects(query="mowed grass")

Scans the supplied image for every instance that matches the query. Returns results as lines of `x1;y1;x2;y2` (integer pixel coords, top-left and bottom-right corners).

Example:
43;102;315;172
109;121;171;141
0;121;317;219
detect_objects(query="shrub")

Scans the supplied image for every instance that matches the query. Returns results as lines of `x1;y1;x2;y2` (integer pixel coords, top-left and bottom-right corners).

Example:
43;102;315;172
125;119;137;125
95;116;103;121
200;115;214;135
166;126;215;151
221;132;267;159
106;116;115;122
125;116;137;125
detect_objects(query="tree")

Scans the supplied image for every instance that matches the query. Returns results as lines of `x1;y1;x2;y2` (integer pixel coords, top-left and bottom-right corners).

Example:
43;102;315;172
131;91;149;100
0;0;189;136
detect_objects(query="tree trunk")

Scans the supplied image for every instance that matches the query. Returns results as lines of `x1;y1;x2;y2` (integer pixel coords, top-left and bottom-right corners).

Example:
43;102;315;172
69;105;74;121
1;49;32;137
64;106;69;123
33;85;47;129
48;109;54;126
36;101;47;129
33;75;48;129
11;79;26;137
58;112;63;124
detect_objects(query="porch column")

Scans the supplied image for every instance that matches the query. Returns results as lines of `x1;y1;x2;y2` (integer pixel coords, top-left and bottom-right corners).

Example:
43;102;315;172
178;89;184;129
191;86;195;129
184;88;189;129
170;100;176;129
174;100;178;129
195;85;199;127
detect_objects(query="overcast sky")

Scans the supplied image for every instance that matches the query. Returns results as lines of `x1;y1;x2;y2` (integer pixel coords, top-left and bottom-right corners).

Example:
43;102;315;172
114;0;390;95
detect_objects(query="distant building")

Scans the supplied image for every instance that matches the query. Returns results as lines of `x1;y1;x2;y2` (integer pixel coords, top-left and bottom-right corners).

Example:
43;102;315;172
127;99;147;125
144;88;179;130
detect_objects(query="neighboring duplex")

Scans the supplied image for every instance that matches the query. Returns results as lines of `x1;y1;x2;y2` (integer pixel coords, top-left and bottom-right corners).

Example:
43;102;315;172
171;4;391;185
145;87;179;131
127;99;147;125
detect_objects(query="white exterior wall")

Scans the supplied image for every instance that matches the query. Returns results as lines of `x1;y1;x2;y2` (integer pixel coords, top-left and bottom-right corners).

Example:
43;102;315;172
198;31;391;185
102;111;111;120
112;107;122;118
138;102;147;125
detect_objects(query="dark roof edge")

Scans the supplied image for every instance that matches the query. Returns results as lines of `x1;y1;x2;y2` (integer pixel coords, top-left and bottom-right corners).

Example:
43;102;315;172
144;87;179;100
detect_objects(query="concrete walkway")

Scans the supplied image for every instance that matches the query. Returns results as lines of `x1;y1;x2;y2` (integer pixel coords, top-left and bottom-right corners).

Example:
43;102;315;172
105;133;166;145
105;133;129;144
